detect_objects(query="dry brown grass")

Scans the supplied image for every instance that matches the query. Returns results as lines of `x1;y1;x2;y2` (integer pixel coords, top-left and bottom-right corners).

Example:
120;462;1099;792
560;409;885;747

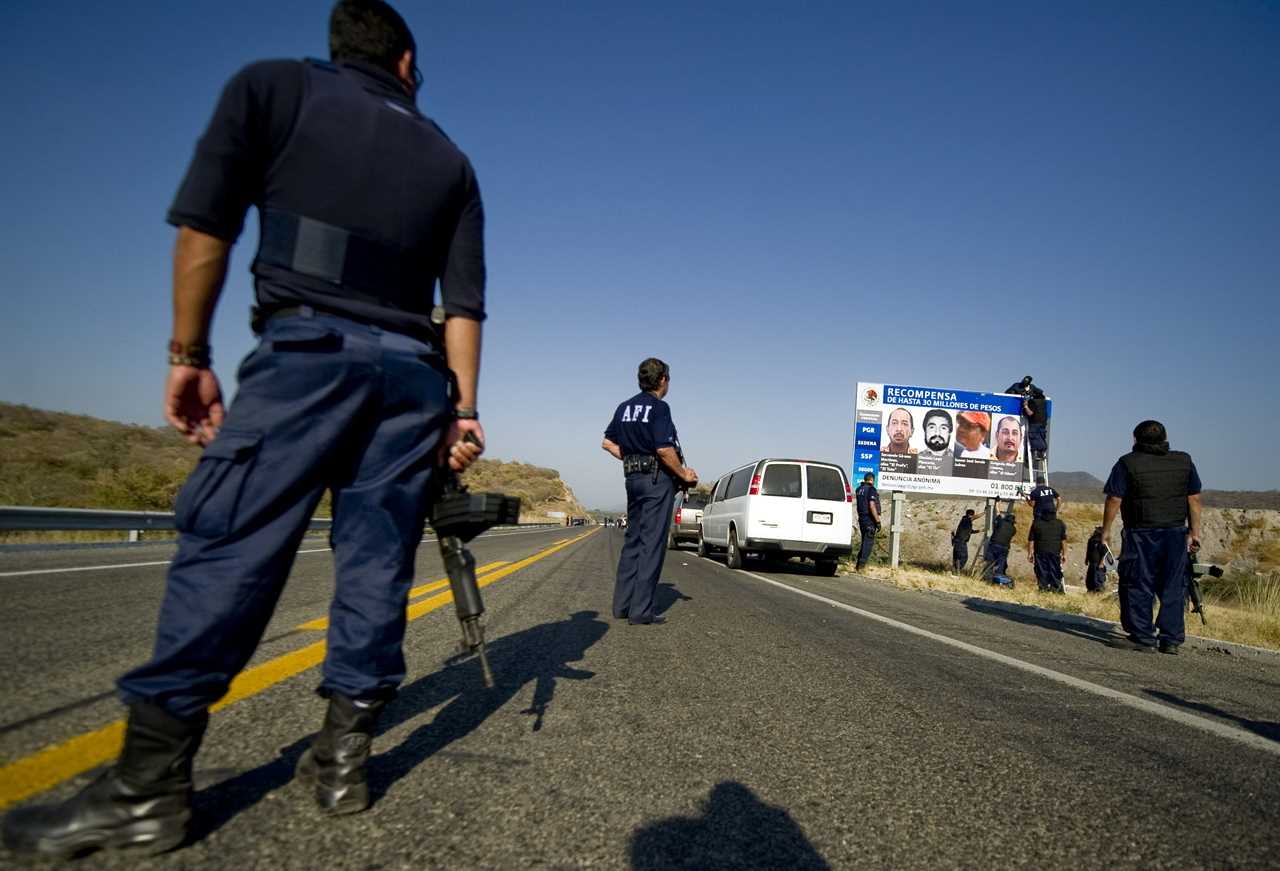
854;563;1280;652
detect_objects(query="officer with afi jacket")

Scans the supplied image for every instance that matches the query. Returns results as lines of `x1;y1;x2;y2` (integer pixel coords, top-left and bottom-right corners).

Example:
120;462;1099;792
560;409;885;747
602;358;697;625
3;1;487;858
1102;420;1203;654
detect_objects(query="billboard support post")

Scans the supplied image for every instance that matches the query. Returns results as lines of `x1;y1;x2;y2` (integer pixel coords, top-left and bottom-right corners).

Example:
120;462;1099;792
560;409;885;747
889;491;905;569
972;497;996;576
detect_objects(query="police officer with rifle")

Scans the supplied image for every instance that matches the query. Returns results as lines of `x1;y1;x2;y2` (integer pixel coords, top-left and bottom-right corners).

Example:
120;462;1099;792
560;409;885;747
602;358;697;625
1102;420;1203;654
3;1;489;857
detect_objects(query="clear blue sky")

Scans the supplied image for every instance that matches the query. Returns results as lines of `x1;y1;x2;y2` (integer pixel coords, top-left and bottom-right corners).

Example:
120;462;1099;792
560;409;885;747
1;1;1277;510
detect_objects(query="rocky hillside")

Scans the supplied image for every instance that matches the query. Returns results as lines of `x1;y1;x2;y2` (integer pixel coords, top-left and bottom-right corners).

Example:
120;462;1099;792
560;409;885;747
880;495;1280;589
0;402;584;525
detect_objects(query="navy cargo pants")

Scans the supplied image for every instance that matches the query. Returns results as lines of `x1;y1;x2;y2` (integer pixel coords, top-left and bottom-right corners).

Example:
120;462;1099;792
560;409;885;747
856;521;876;568
983;542;1010;579
612;470;676;623
1085;564;1107;592
1033;552;1064;592
952;541;969;572
118;311;450;719
1118;527;1188;647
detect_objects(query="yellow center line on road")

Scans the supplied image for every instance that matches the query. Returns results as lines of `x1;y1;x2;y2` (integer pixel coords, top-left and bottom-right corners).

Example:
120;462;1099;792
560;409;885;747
0;529;598;811
294;562;510;631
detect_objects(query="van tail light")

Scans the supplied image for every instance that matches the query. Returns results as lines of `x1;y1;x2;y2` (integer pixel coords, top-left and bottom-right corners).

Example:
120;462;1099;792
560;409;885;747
674;508;682;525
845;481;853;503
749;475;761;496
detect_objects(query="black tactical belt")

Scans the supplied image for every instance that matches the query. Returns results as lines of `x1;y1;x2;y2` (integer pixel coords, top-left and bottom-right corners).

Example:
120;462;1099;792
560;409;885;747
622;455;658;475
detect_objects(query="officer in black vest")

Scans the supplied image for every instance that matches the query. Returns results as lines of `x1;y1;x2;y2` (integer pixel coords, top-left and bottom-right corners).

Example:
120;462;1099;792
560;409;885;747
854;473;881;571
1084;526;1108;592
951;509;979;573
1027;509;1068;592
3;2;487;858
1007;375;1049;461
1102;420;1203;654
602;358;697;625
982;510;1016;581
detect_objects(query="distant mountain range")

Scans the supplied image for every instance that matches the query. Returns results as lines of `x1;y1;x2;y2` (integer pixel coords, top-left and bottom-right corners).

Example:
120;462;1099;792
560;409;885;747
1053;470;1279;511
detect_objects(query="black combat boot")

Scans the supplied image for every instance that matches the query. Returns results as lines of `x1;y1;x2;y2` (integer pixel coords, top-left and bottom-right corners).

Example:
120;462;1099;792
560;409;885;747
294;694;385;815
2;702;207;858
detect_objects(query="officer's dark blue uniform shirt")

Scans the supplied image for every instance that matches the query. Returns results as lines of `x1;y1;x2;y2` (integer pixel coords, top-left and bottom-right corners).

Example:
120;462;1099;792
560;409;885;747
167;58;485;339
1029;484;1058;517
604;392;678;459
954;515;975;543
855;483;880;524
1104;459;1202;501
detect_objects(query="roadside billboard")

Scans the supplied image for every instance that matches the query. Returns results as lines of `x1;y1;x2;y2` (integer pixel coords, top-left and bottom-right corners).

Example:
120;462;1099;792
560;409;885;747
853;382;1051;499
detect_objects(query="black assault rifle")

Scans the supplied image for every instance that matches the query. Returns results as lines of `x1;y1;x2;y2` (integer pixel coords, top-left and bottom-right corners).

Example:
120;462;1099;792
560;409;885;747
1186;542;1222;626
430;434;521;688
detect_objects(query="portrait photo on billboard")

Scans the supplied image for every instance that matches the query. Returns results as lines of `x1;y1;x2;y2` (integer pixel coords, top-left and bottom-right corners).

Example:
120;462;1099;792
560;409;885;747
879;407;919;474
988;413;1027;482
915;407;954;477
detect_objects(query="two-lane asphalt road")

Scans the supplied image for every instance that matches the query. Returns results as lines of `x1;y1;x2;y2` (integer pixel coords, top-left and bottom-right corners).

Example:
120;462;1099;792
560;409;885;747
1;527;1277;868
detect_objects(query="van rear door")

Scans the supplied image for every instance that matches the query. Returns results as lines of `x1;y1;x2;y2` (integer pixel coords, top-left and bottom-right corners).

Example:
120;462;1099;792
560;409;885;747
749;461;804;542
802;463;853;545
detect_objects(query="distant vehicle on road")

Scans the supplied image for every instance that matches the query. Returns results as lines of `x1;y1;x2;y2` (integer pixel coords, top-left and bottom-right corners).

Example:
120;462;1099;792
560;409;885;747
698;459;853;576
668;491;708;549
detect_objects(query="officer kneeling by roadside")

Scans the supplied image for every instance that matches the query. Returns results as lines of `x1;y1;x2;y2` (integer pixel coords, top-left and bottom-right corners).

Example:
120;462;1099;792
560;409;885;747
2;1;487;858
1102;420;1203;654
601;358;697;625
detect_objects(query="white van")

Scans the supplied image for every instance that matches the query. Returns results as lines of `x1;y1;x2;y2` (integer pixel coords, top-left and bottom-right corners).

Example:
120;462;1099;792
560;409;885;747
697;459;854;575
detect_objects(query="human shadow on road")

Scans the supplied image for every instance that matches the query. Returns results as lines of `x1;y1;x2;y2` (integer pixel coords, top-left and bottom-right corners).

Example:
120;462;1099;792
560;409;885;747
1144;689;1280;743
961;598;1118;645
188;610;607;841
655;582;692;616
369;609;608;795
630;781;830;870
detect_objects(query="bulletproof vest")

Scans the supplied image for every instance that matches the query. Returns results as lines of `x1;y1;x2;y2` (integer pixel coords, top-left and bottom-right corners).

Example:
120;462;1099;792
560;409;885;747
252;60;467;333
1119;449;1193;529
1030;517;1066;552
990;517;1016;547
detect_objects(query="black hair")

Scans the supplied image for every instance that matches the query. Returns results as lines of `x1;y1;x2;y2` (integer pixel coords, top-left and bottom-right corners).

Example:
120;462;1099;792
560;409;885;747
1133;419;1167;446
965;509;976;516
922;408;952;432
637;357;669;392
863;473;874;483
329;0;415;73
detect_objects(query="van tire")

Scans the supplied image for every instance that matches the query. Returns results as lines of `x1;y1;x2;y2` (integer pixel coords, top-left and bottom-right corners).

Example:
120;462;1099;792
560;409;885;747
696;529;709;558
727;528;743;569
815;558;838;577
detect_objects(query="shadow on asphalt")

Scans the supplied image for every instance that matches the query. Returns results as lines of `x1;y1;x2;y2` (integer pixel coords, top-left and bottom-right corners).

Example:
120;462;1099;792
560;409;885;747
189;610;608;842
630;781;829;870
1144;689;1280;743
960;598;1120;646
655;582;692;616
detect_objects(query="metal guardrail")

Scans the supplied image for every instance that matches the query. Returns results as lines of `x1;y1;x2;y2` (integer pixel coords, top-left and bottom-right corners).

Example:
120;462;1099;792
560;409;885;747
0;506;330;541
0;506;564;542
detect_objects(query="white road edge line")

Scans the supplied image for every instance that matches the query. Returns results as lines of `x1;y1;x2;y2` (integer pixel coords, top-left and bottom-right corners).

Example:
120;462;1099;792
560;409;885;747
0;526;572;578
729;563;1280;759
